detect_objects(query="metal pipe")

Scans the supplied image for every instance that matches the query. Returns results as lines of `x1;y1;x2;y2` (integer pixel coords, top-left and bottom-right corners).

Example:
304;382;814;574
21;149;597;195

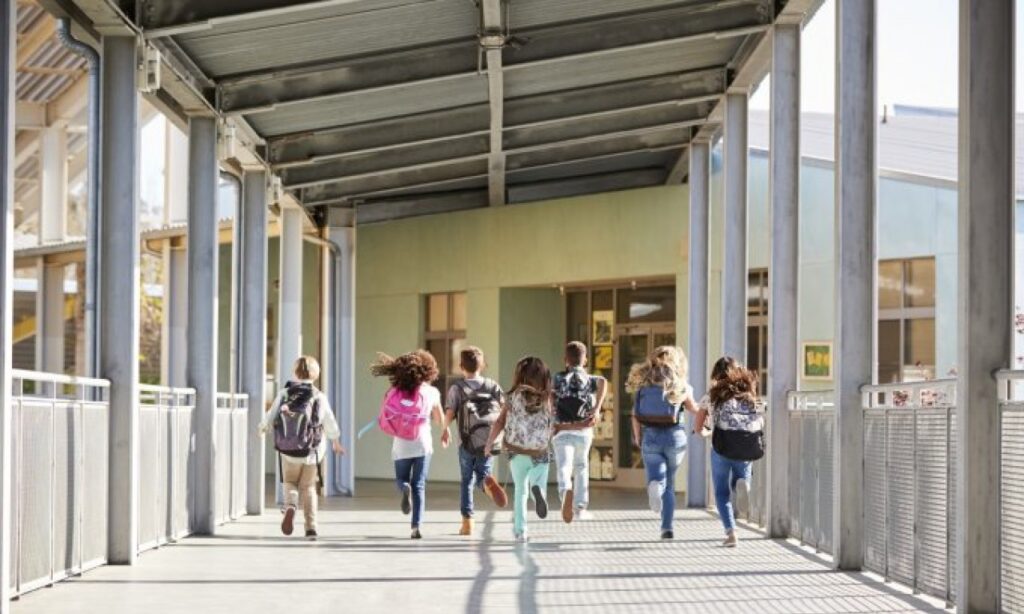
55;19;101;379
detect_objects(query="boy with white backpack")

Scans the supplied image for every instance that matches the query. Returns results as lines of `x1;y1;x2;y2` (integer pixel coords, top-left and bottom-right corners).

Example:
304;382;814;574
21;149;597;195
440;346;509;536
371;350;445;539
259;356;344;541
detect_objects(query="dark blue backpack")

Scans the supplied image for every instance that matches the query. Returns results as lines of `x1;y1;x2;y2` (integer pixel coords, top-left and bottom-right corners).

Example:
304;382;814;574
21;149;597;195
634;385;681;426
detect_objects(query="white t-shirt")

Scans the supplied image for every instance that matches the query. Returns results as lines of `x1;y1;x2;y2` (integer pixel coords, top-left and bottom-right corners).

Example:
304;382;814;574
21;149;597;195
391;384;441;461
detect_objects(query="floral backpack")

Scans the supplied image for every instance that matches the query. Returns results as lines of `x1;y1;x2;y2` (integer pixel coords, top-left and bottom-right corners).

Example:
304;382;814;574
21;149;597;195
503;388;553;454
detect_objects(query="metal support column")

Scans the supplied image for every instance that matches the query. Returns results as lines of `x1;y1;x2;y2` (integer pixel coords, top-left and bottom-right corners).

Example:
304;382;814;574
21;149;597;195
328;209;356;496
240;170;267;514
722;92;749;362
833;0;876;571
956;0;1014;609
37;126;68;373
277;207;304;382
766;22;800;539
99;35;140;564
187;117;220;534
0;0;17;604
161;122;188;387
687;140;710;508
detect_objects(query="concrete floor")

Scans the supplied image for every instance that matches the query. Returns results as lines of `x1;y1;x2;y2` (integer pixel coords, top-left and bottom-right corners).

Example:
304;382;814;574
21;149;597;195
13;481;947;614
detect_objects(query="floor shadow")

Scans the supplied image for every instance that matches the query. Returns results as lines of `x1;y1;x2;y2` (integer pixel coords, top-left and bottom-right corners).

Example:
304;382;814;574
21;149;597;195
465;511;495;614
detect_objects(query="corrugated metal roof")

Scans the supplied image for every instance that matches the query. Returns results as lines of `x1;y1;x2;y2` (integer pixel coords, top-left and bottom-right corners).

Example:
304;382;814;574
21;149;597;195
748;108;1024;196
176;0;477;77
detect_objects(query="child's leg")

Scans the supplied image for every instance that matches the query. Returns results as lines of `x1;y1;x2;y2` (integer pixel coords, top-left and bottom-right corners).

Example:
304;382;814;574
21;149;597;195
552;436;574;504
298;463;318;531
409;454;431;528
509;455;532;536
526;461;550;501
394;457;412;491
473;454;490;491
281;460;301;509
458;448;475;518
710;449;736;533
572;433;592;510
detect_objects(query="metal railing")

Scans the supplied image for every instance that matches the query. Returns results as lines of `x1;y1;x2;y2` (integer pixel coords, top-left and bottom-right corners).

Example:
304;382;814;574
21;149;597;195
786;390;835;554
998;370;1024;613
861;379;957;604
9;370;110;597
215;393;249;524
137;385;197;554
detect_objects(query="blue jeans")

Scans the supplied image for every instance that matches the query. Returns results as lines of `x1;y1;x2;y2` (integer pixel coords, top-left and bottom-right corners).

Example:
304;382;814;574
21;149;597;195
552;430;593;510
394;454;431;528
458;447;494;518
641;426;688;531
710;448;753;532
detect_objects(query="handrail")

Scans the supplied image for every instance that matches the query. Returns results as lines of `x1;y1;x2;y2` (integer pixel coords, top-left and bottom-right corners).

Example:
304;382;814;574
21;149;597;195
861;379;956;410
787;390;835;411
11;369;110;389
138;383;197;396
996;370;1024;404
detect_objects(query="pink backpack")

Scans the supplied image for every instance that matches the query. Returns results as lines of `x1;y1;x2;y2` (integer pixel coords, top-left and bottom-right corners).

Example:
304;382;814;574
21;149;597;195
378;386;429;441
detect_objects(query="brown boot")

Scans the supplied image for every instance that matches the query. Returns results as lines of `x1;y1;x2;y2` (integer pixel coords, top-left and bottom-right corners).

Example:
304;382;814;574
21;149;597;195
483;475;508;508
561;489;575;524
459;517;474;536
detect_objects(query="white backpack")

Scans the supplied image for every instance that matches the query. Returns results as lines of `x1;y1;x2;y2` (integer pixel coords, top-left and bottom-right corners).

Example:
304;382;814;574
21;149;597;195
504;390;553;453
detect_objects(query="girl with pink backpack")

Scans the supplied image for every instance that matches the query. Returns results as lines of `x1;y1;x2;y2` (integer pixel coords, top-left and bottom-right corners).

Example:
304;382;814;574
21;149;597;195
371;350;444;539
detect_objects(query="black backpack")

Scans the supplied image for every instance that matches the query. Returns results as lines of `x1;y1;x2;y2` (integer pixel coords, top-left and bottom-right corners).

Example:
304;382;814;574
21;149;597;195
457;379;503;455
554;370;595;423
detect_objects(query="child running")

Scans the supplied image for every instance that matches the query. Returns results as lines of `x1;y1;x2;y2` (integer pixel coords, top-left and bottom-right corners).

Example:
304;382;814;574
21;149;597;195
551;341;607;523
627;346;700;539
259;356;344;541
485;356;555;543
371;350;444;539
440;346;509;536
695;356;765;548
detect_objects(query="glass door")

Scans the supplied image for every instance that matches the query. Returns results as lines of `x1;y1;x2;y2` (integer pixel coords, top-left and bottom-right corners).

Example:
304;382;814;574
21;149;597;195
612;323;675;488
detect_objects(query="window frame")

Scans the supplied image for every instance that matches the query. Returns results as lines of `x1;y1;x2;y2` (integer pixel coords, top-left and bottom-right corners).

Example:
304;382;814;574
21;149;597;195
423;292;467;391
877;257;937;383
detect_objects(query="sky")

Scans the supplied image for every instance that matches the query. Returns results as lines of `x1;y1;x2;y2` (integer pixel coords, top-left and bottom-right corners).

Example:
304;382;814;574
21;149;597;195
751;0;1024;114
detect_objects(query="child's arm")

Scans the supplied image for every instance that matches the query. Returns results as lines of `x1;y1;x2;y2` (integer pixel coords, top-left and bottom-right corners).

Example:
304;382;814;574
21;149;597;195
318;395;345;455
484;404;509;457
431;401;444;426
694;407;709;435
441;409;456;448
682;395;700;416
631;414;642;448
258;389;284;436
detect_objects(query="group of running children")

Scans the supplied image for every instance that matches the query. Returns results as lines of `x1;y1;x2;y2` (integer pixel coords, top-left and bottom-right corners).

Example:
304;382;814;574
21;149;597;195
261;343;765;546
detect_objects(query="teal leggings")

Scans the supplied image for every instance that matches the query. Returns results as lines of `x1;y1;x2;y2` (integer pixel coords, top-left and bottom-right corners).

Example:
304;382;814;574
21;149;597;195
509;454;550;536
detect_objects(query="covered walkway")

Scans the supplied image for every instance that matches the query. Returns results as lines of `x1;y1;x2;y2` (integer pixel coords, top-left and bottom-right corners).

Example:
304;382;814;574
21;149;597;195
10;484;945;614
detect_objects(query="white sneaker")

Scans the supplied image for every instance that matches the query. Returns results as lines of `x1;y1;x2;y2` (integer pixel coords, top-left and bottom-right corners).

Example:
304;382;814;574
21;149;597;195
733;478;750;519
723;530;738;548
574;509;594;521
647;481;663;515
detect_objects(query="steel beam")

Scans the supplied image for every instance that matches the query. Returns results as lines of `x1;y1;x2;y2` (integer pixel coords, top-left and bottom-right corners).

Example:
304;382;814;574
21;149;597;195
217;4;767;114
508;167;665;204
956;0;1014;609
327;210;355;495
766;23;799;540
481;0;505;206
37;261;65;373
687;140;710;508
186;117;220;535
833;0;875;572
267;70;724;167
0;0;16;604
240;170;268;515
38;126;68;244
100;35;141;564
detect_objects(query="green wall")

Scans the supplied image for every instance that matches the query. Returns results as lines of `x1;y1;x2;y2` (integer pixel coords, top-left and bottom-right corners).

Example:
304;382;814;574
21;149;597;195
354;185;690;482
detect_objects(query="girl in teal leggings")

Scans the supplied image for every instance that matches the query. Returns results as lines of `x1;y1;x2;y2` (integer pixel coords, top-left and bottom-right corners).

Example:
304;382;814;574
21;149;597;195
485;356;554;543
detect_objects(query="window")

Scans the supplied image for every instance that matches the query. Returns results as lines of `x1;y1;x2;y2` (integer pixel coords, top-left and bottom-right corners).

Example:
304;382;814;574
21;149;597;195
747;269;768;394
424;292;467;391
878;258;936;383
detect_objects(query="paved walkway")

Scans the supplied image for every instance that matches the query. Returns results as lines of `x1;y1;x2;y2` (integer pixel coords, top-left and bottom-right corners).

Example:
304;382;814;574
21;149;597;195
13;482;947;614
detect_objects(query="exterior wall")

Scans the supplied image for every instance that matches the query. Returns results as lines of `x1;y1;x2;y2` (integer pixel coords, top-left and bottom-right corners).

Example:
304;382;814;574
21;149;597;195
355;186;689;481
746;151;958;389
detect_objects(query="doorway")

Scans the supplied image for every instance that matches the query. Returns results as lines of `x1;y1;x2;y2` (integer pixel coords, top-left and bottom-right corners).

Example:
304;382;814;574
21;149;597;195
612;324;676;488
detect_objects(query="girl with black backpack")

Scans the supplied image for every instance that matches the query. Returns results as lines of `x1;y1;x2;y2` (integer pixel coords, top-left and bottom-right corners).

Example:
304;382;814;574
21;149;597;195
694;356;765;548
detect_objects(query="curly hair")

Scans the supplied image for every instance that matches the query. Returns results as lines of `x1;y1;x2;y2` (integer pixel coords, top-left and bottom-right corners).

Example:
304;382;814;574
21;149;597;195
370;350;439;393
625;345;690;406
708;356;758;406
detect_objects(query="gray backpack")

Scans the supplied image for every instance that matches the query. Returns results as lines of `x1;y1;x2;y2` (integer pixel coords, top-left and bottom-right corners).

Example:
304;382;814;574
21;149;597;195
457;379;502;456
273;382;324;458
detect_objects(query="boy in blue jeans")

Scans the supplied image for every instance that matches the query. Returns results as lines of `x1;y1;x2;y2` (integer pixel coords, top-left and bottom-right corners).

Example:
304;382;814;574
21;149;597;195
441;346;508;535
